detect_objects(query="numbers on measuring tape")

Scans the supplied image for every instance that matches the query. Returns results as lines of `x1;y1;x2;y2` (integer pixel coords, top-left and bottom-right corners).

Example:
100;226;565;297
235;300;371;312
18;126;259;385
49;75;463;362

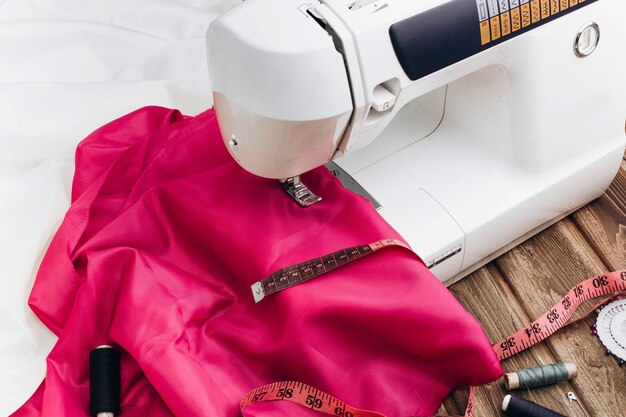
494;270;626;360
562;296;572;310
241;381;386;417
251;391;267;403
593;276;609;288
306;395;323;409
251;238;411;303
276;388;293;399
524;323;542;337
547;309;560;323
574;284;584;297
334;407;354;417
501;337;516;351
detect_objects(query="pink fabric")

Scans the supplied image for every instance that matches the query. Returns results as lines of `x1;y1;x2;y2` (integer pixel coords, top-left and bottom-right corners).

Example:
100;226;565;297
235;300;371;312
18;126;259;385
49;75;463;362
13;107;501;417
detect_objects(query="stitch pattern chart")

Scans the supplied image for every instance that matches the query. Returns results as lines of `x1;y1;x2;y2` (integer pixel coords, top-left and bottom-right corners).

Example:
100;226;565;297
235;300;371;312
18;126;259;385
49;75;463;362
476;0;590;45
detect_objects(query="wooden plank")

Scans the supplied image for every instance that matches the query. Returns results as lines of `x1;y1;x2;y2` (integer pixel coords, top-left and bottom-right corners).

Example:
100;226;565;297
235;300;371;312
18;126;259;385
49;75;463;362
495;218;626;416
439;154;626;416
571;159;626;270
446;265;584;417
436;397;461;416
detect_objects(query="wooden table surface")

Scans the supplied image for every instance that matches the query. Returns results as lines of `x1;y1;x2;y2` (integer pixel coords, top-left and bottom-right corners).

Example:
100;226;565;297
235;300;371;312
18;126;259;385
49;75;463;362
439;154;626;417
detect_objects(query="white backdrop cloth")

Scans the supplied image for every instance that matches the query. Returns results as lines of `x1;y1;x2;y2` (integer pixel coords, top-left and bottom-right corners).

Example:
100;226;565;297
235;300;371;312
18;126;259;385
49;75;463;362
0;1;239;414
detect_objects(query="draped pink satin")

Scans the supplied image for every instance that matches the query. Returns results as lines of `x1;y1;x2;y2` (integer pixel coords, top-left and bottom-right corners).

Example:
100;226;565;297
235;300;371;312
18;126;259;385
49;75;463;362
12;107;502;417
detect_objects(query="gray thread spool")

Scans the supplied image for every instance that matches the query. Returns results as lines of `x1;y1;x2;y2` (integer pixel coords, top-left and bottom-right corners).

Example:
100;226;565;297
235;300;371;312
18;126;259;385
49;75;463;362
505;363;577;390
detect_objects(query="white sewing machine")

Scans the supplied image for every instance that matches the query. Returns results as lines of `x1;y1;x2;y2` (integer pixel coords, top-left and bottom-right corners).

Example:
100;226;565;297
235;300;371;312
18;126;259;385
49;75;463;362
207;0;626;285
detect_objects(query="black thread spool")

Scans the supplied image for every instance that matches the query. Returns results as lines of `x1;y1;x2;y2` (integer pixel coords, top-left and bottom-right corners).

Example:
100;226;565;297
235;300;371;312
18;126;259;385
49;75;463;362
502;395;566;417
90;345;121;417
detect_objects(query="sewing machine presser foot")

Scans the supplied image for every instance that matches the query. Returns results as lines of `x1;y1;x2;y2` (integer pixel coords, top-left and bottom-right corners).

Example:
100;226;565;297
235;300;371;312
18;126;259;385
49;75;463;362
282;176;321;207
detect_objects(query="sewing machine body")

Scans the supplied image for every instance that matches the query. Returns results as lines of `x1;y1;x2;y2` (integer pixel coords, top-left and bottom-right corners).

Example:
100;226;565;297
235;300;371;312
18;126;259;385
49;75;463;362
208;0;626;284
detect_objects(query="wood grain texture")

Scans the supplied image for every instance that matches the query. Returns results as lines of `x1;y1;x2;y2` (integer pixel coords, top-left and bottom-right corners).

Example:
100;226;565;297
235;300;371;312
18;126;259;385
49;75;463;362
572;159;626;271
436;397;461;416
496;219;625;416
442;159;626;416
447;265;591;417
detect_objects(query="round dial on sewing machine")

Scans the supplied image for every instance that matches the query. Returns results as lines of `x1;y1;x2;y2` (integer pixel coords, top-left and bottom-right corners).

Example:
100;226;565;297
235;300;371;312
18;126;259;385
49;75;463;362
574;22;600;58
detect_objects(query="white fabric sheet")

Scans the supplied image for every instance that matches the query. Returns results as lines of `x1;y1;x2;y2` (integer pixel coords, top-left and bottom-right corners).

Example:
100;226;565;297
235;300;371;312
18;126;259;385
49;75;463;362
0;1;239;414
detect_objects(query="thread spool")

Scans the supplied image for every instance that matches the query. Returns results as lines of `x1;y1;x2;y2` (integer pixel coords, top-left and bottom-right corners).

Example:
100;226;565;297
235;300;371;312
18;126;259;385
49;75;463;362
505;363;577;390
90;345;121;417
502;395;566;417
